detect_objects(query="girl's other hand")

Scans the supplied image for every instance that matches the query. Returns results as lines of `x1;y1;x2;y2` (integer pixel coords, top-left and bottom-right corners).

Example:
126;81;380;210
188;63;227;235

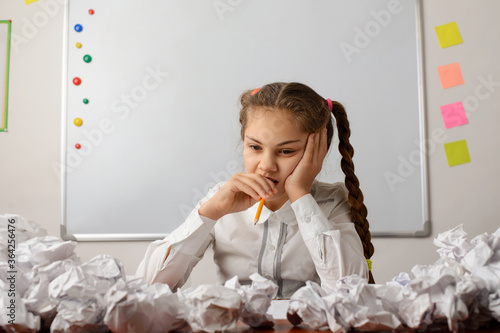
285;127;328;202
198;173;277;220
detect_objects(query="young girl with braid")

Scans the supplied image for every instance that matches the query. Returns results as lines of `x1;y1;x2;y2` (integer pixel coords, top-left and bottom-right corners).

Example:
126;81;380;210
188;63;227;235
136;82;375;298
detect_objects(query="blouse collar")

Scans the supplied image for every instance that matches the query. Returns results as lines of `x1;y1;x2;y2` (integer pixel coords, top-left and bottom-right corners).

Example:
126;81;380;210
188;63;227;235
248;199;297;226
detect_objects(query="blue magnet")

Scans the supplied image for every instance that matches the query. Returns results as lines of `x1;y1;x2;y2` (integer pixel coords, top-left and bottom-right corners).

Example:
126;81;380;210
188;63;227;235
74;24;83;32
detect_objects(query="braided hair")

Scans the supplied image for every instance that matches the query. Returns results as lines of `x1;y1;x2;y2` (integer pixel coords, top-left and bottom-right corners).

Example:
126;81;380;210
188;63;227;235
239;82;375;284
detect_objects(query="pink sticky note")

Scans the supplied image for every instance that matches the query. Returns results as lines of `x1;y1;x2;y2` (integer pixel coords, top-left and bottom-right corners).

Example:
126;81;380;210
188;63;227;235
437;62;464;89
440;102;468;129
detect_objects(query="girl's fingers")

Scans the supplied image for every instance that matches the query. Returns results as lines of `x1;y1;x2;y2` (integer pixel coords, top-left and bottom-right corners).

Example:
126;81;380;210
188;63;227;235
247;174;276;198
235;181;261;201
319;127;328;159
312;127;327;163
313;130;320;159
303;133;315;163
232;173;276;200
304;129;325;166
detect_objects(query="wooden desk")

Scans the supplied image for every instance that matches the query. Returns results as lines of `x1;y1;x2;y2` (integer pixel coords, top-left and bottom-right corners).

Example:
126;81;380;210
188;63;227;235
4;319;499;332
176;320;325;333
180;319;500;333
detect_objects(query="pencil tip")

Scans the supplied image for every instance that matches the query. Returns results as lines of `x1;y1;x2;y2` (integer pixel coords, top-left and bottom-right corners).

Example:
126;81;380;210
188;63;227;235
254;219;258;225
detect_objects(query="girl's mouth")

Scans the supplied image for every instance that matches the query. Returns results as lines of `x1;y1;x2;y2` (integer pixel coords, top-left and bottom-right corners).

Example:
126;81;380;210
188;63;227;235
264;176;279;185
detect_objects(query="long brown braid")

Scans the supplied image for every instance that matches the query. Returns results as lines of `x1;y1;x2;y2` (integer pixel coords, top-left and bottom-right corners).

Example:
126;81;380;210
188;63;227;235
330;101;375;284
240;82;375;283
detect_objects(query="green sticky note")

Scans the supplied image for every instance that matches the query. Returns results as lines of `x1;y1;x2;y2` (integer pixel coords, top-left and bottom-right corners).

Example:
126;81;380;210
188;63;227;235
435;22;463;48
444;140;471;167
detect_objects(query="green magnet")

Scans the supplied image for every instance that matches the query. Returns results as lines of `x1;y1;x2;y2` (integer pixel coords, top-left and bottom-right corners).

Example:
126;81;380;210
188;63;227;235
83;54;92;63
83;98;89;104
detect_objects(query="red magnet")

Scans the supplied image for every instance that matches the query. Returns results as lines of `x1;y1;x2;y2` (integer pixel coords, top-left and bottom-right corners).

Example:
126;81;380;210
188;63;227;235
73;77;81;85
89;9;95;15
75;143;81;149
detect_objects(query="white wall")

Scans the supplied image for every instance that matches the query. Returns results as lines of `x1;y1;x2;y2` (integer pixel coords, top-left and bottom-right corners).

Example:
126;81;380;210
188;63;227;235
1;0;499;285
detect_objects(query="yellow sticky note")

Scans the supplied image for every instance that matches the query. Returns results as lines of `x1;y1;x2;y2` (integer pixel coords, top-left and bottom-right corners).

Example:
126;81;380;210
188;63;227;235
444;140;471;167
435;22;463;48
24;0;39;4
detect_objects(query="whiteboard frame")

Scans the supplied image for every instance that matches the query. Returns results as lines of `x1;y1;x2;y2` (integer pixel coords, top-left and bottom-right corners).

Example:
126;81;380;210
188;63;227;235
0;20;11;133
370;0;429;238
60;0;429;241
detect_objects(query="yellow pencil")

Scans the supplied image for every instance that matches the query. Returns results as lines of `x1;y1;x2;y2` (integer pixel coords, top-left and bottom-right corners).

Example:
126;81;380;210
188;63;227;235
254;199;265;225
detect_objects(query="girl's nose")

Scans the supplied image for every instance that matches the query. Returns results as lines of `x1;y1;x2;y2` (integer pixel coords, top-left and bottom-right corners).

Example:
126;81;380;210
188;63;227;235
258;152;277;172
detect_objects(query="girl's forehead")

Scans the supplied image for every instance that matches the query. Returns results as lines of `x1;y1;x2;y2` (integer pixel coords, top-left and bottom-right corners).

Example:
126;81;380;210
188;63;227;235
244;108;308;142
246;108;294;124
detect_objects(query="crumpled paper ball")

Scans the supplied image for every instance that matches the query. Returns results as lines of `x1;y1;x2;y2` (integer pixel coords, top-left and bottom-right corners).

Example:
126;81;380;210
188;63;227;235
180;284;242;332
104;276;187;333
48;255;125;333
286;225;500;332
225;272;277;328
0;262;41;333
323;275;402;332
287;280;327;329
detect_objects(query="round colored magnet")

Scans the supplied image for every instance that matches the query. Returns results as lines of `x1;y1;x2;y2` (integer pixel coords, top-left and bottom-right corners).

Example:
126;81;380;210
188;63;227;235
89;9;95;15
74;118;83;127
83;55;92;63
75;143;81;149
73;77;81;85
76;42;82;48
83;98;89;104
74;24;83;32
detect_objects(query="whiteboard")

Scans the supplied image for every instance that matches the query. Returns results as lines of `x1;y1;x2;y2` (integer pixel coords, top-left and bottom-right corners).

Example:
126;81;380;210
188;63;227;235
61;0;428;240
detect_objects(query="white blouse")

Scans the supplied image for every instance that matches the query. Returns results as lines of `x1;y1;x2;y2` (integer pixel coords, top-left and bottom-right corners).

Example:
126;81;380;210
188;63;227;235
136;180;369;298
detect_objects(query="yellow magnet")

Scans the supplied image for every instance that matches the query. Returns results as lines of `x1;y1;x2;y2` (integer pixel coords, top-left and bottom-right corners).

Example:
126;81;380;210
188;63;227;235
76;42;82;48
74;118;83;126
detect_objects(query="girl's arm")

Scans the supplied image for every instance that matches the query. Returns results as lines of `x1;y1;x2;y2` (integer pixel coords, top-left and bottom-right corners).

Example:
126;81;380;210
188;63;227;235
135;185;221;289
137;173;277;289
284;128;368;291
290;183;369;293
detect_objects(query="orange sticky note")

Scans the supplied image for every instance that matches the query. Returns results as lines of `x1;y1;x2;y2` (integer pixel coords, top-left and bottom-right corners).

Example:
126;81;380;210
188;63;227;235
437;62;464;89
24;0;39;4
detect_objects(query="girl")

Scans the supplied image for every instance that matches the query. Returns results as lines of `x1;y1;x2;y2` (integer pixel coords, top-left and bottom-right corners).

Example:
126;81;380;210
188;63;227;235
136;82;374;298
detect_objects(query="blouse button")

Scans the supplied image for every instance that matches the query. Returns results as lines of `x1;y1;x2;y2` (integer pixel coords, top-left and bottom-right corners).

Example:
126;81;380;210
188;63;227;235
304;216;311;223
183;229;189;235
269;245;275;251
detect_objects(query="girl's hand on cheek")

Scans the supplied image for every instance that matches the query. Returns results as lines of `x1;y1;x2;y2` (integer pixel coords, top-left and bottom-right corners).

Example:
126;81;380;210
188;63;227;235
285;127;328;202
198;173;278;220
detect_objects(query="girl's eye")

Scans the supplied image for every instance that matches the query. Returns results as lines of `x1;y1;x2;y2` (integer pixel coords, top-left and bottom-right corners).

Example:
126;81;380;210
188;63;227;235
250;145;261;151
281;149;295;155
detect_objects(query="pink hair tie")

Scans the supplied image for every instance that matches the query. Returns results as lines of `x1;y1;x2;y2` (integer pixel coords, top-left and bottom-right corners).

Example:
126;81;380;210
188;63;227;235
326;98;333;111
252;88;261;95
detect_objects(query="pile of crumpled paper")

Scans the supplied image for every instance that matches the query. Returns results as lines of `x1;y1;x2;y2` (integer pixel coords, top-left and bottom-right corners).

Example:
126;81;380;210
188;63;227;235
287;225;500;332
0;214;277;333
2;214;499;332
